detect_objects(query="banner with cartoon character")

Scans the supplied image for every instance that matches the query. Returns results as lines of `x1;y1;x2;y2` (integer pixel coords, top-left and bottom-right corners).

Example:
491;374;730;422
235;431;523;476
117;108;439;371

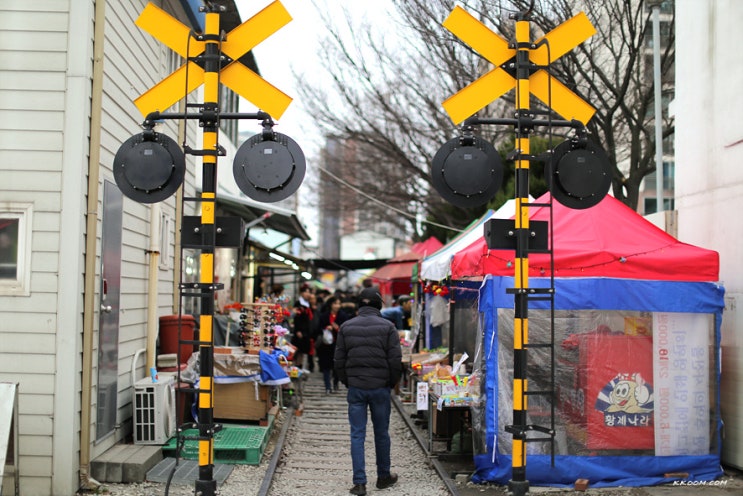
653;312;710;455
586;334;655;450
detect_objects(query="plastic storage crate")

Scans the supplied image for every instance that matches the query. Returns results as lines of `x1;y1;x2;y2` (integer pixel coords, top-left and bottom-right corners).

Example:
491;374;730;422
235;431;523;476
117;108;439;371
163;424;271;465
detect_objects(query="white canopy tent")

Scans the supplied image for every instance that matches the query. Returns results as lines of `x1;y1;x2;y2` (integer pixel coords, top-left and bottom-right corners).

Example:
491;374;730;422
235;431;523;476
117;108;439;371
420;199;520;281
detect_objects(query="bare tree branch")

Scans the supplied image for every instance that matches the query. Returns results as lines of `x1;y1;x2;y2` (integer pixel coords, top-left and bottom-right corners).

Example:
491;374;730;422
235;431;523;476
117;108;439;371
297;0;675;237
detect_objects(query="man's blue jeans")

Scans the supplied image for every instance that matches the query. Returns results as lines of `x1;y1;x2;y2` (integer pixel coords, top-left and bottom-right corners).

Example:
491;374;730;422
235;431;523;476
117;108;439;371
347;386;392;485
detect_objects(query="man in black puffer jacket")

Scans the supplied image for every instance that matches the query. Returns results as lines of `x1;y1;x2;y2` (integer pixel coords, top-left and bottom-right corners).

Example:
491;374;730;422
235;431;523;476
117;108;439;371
334;287;402;496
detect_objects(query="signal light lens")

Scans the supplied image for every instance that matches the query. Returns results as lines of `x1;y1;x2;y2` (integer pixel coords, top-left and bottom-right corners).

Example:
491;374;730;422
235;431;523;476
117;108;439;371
549;138;611;209
113;131;185;204
431;136;503;208
233;132;306;203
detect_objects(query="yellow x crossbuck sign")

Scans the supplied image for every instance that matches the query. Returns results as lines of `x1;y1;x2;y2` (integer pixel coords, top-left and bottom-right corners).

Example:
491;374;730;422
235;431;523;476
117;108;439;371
134;1;292;119
442;6;596;125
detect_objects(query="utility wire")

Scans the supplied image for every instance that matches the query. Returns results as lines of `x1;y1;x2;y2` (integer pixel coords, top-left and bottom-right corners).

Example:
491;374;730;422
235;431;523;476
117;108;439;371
316;164;462;233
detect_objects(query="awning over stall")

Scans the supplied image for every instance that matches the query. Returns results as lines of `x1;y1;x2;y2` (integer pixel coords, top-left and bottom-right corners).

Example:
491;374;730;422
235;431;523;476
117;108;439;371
369;237;443;297
215;191;310;241
248;239;309;269
370;260;417;282
421;199;525;282
308;258;389;271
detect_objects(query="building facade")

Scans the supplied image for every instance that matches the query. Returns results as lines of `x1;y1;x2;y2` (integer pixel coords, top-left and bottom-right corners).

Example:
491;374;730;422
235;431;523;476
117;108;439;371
675;0;743;470
638;0;676;215
315;136;409;288
0;1;308;494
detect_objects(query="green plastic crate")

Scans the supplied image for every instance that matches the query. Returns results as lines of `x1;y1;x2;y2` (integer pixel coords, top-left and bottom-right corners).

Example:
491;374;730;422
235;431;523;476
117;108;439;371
163;424;270;465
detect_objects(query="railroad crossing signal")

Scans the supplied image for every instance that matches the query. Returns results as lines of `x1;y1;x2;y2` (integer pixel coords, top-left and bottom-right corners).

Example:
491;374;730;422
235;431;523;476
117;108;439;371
134;1;293;119
441;6;596;125
433;6;612;496
115;4;307;496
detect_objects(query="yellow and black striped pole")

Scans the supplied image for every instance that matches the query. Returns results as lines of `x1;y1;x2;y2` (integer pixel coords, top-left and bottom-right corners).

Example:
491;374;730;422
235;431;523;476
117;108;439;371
438;6;601;494
510;14;531;496
128;5;301;494
195;6;220;496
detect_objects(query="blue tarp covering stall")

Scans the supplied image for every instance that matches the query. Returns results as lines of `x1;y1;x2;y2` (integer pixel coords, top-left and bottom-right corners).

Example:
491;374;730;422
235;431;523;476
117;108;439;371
474;276;724;487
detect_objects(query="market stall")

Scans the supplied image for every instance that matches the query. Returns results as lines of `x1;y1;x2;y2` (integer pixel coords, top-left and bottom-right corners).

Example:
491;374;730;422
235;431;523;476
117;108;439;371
178;301;304;424
450;194;725;487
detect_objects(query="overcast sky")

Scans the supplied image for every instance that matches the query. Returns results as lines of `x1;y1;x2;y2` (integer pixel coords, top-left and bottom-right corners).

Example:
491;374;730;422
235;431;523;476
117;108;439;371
233;1;396;243
235;0;394;158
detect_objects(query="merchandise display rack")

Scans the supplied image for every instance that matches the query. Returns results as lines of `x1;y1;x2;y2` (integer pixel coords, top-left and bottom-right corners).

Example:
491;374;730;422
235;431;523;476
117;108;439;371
239;302;279;353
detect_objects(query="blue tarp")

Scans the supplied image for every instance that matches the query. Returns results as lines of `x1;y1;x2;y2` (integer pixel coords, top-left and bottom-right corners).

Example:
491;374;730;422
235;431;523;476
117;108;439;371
474;276;725;487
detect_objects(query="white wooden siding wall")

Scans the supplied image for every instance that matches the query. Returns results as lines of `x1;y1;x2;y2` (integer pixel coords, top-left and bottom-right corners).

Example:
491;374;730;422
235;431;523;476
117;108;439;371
0;0;76;494
105;0;202;448
97;0;193;453
0;0;204;492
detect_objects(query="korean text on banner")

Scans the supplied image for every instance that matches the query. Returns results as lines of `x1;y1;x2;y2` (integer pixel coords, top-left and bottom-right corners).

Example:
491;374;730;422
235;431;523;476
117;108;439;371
653;312;710;456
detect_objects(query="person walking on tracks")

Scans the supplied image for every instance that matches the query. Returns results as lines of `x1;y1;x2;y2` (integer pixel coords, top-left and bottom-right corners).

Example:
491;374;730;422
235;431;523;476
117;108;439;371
334;287;402;496
317;296;350;394
291;283;313;370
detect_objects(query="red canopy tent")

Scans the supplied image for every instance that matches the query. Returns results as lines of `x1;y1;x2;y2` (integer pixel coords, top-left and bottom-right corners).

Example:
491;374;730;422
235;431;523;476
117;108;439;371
370;236;443;298
451;193;718;281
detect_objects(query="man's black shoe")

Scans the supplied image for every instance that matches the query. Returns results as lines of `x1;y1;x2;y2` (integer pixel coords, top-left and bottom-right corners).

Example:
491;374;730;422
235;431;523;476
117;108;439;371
349;483;367;495
376;473;398;489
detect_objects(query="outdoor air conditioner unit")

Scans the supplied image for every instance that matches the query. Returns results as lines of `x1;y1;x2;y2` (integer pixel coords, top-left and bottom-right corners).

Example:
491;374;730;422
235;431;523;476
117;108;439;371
133;373;176;445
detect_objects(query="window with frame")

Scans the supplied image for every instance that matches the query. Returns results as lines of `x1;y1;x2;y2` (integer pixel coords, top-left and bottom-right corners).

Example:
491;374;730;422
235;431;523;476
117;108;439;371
0;204;32;296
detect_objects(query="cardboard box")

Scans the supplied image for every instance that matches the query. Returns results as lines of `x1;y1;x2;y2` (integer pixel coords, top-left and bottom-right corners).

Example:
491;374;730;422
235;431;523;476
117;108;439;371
213;352;260;377
432;381;459;397
213;382;270;421
431;376;472;397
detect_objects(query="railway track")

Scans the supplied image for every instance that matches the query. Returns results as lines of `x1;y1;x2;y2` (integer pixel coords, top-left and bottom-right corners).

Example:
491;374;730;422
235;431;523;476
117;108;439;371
261;372;455;496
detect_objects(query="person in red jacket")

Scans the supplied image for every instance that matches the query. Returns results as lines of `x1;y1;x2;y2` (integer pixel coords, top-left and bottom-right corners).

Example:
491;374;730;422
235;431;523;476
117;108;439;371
291;283;313;369
316;296;350;393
